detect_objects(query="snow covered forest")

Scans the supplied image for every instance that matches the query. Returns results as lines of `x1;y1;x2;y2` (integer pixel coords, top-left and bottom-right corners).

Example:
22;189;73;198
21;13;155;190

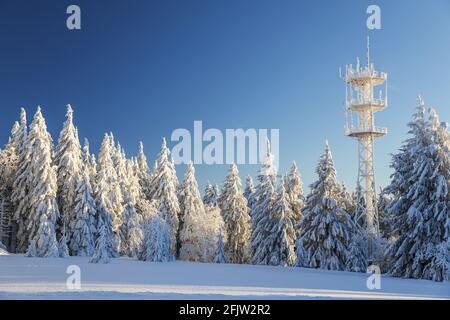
0;97;449;283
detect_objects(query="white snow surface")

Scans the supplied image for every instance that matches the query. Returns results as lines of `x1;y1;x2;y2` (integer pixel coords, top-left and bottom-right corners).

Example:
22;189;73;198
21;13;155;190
0;254;448;300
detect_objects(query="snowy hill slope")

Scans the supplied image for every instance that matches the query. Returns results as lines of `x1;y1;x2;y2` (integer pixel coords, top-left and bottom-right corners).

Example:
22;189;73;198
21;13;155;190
0;255;448;300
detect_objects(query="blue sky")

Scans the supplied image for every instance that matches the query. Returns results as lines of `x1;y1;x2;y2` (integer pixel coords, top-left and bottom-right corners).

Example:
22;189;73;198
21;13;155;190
1;0;450;193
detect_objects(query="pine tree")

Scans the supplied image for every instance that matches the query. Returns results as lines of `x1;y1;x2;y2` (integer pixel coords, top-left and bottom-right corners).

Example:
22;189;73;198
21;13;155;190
11;108;30;253
387;99;450;281
90;217;113;264
284;161;304;236
58;227;69;258
251;141;277;265
213;232;227;264
267;180;296;266
139;215;170;262
203;182;219;207
243;175;256;213
218;164;251;264
178;163;205;262
202;204;226;262
54;105;82;243
0;122;20;250
121;202;144;258
149;138;180;257
97;134;122;250
296;142;362;271
70;170;97;256
24;107;60;258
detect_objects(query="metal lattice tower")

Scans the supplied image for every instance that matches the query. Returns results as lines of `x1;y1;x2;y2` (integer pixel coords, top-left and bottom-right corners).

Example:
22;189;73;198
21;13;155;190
342;37;388;244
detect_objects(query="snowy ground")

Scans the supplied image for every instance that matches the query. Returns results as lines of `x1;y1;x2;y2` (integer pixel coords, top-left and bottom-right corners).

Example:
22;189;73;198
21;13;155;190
0;254;448;300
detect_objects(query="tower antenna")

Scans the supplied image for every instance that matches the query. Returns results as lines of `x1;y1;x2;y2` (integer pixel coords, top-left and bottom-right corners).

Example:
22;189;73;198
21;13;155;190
342;38;388;259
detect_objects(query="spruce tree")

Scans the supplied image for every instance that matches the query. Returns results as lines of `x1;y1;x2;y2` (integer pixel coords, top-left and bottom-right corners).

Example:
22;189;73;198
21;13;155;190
70;170;97;256
148;138;180;257
139;215;170;262
284;161;304;236
178;163;205;261
24;107;60;258
243;175;256;213
387;99;450;281
251;141;277;265
267;180;296;266
11;108;30;253
296;142;363;271
213;232;227;264
218;164;251;264
203;182;219;207
54;105;82;243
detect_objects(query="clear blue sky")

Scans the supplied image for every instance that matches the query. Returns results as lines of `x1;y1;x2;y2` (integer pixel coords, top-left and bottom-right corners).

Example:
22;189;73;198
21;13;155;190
1;0;450;193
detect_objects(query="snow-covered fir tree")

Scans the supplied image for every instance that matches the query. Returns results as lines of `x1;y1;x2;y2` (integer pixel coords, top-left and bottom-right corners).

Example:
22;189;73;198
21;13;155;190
387;98;450;281
97;134;123;249
213;231;227;264
58;227;69;258
218;163;251;264
251;141;277;265
139;215;170;262
136;142;152;198
296;142;363;271
93;134;121;258
284;161;304;236
70;169;97;256
24;107;60;258
90;217;114;264
203;182;219;207
11;108;30;253
0;121;20;249
148;138;180;257
178;163;206;262
200;204;226;262
54;105;82;244
243;175;256;213
266;179;296;266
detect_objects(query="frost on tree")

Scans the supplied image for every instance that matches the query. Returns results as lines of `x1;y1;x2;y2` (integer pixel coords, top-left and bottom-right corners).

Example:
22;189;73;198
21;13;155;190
0;121;20;250
23;108;60;258
96;134;123;250
148;138;180;257
387;98;450;281
284;162;304;236
54;105;82;245
70;170;97;256
139;215;170;262
266;179;297;266
58;227;69;258
243;175;256;213
213;231;227;264
11;108;29;253
296;142;363;271
203;182;219;207
218;164;251;264
251;141;277;265
178;163;206;262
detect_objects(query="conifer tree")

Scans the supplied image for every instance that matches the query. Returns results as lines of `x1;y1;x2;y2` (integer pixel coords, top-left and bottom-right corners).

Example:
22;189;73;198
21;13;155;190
243;175;256;213
213;232;227;264
296;142;362;271
148;138;180;257
139;215;170;262
54;105;82;242
11;108;30;253
178;163;205;261
251;141;277;265
218;164;251;264
70;170;97;256
24;107;60;258
387;99;450;281
267;180;296;266
284;162;304;236
203;182;219;207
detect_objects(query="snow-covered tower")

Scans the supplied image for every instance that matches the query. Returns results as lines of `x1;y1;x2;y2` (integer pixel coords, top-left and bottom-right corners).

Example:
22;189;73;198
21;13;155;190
342;37;387;242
